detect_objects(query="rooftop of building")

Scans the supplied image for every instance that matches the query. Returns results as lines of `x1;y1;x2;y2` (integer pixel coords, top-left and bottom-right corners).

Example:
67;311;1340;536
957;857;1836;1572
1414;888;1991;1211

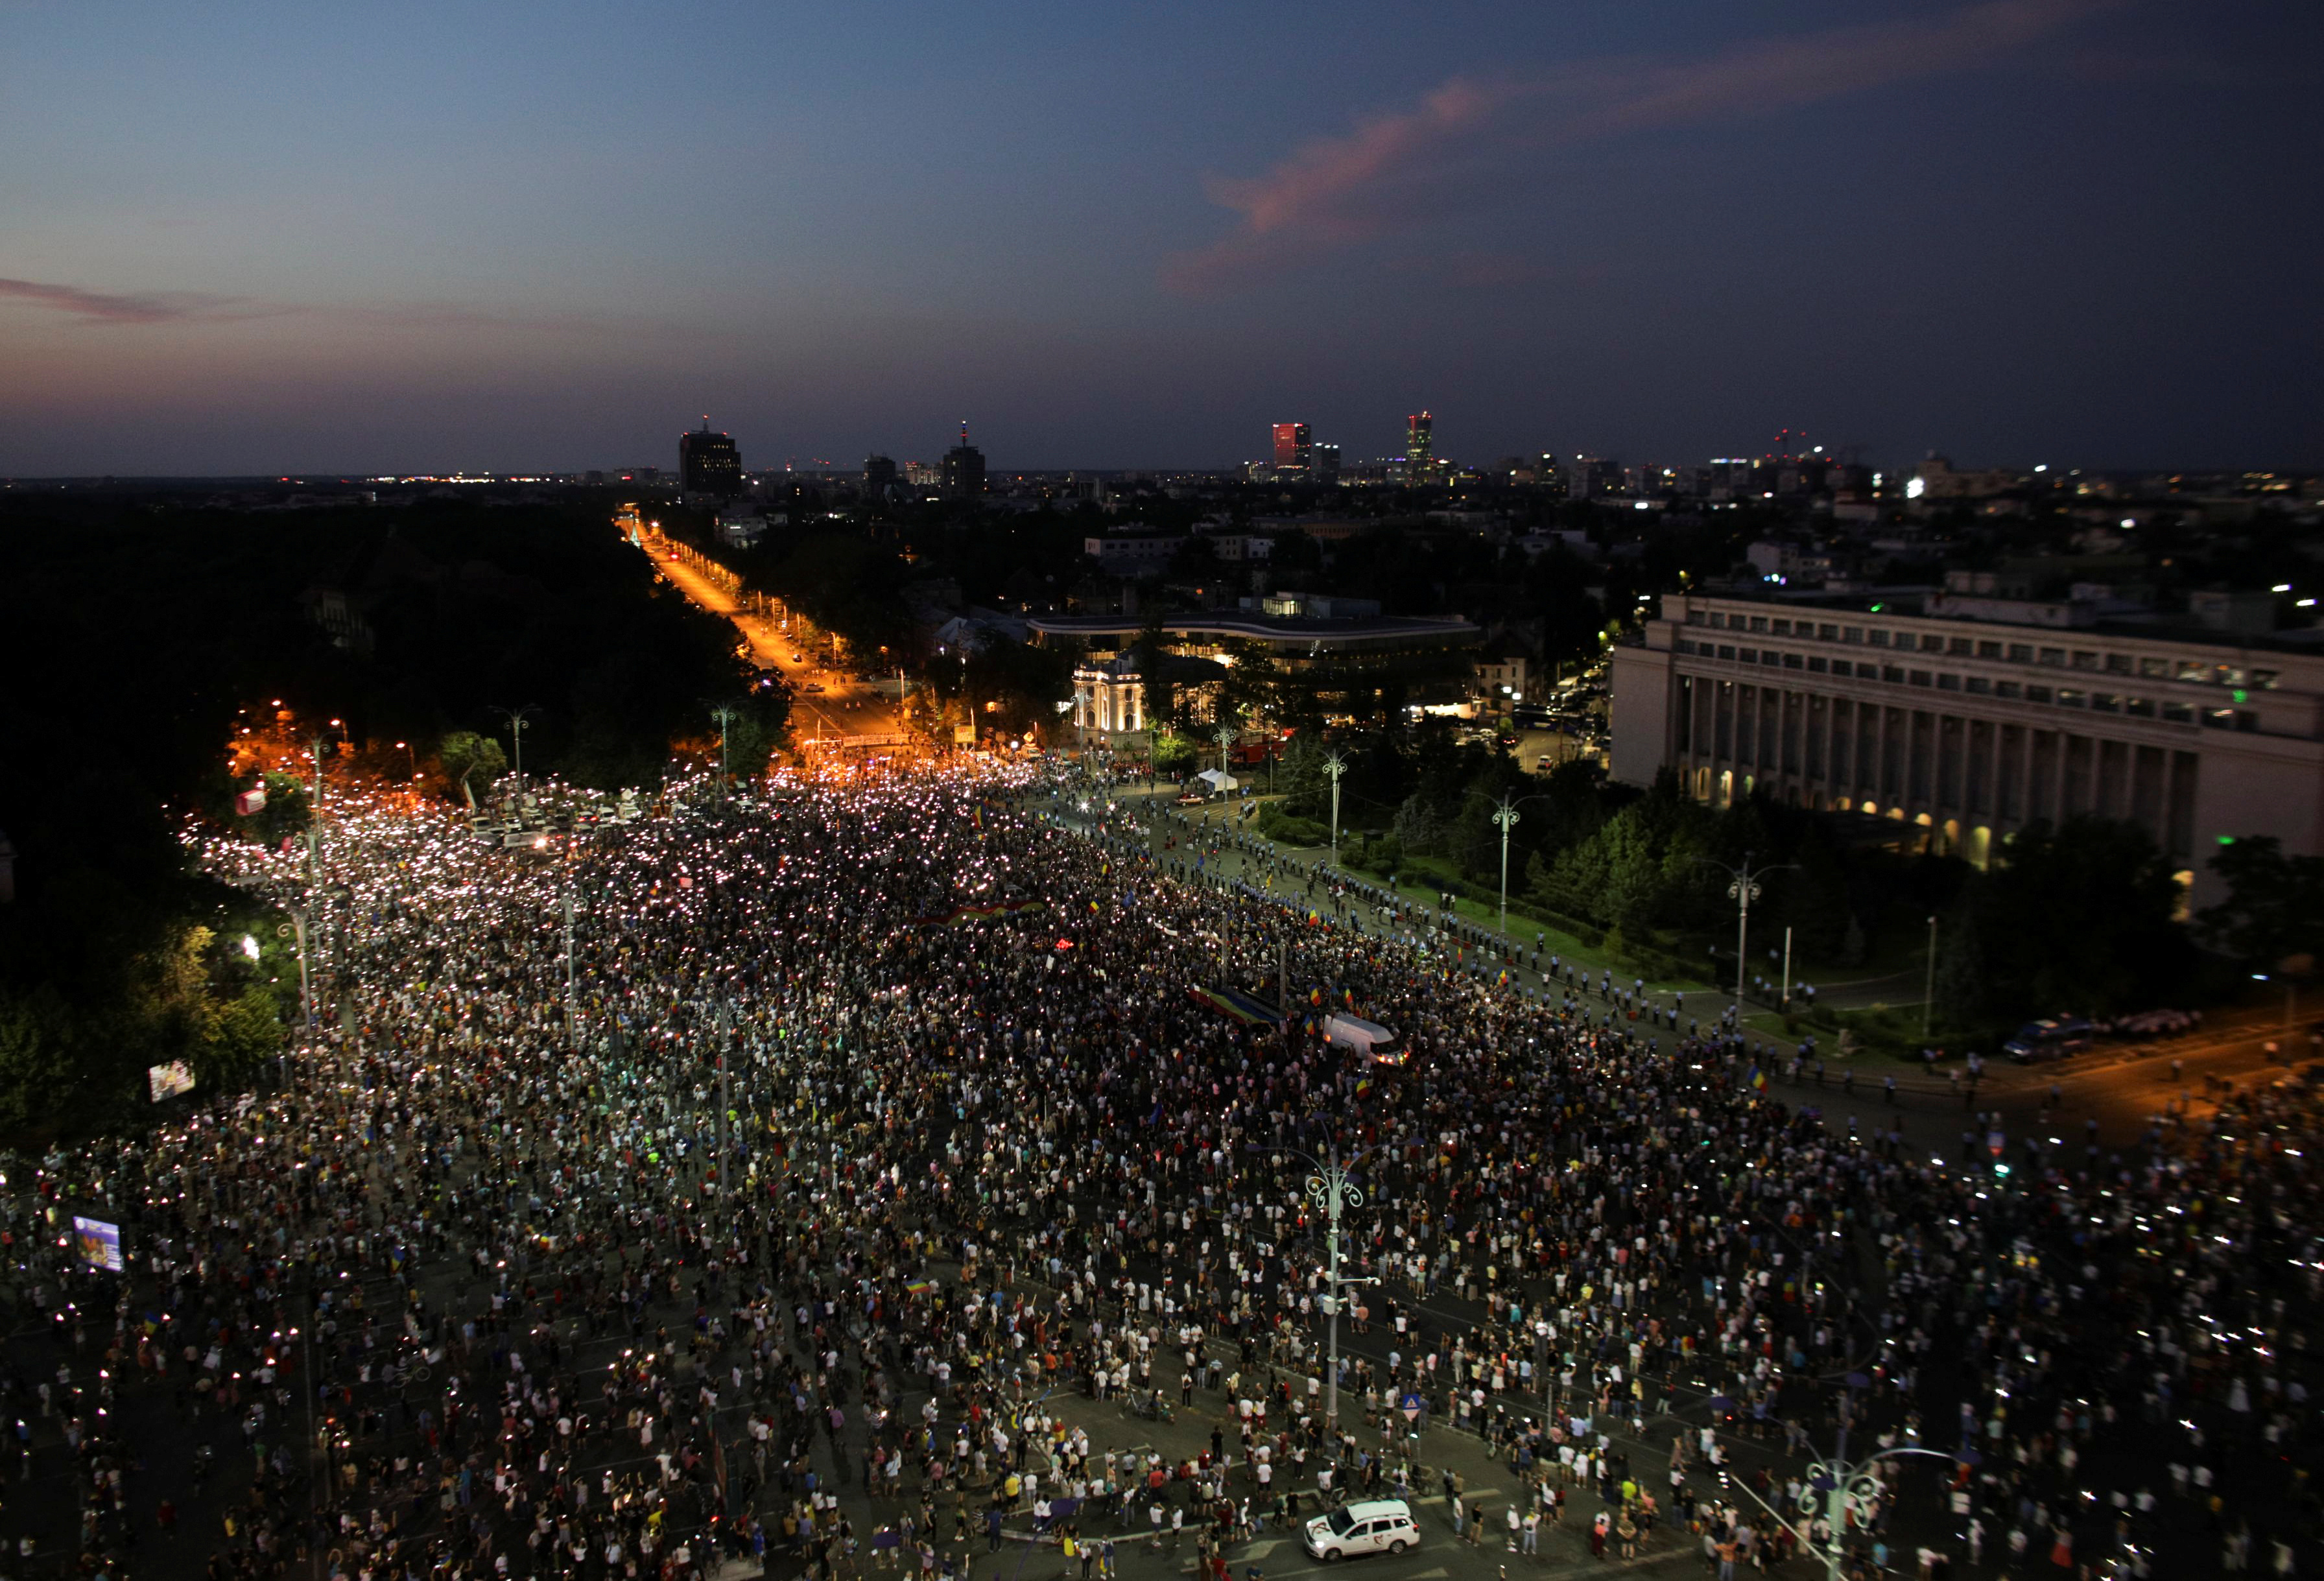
1668;584;2324;656
1027;610;1479;645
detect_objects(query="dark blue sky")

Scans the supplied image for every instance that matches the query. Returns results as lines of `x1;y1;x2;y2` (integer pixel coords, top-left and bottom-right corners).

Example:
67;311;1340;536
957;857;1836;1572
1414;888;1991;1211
3;1;2316;475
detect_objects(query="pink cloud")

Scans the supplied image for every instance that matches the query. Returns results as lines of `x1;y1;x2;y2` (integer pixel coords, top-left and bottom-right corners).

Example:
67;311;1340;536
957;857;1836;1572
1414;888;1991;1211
0;277;257;325
0;278;637;338
1164;0;2115;294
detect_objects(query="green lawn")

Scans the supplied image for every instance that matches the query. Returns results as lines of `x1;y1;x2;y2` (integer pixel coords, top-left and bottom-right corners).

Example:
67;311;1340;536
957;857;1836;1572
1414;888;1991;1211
1194;802;1727;999
1133;785;1971;1055
1128;789;1958;1060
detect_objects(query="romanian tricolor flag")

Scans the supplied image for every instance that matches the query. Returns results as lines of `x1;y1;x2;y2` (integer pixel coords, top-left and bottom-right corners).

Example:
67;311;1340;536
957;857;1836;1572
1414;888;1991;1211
1187;985;1285;1026
1749;1067;1768;1091
1355;1077;1374;1099
972;804;985;831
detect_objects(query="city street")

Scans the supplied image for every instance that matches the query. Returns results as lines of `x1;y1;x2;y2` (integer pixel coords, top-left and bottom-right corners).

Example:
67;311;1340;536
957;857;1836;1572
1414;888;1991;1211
642;535;906;749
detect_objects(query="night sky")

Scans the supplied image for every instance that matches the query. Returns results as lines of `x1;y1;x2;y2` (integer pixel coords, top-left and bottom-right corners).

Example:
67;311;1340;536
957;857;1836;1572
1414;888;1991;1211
5;1;2317;476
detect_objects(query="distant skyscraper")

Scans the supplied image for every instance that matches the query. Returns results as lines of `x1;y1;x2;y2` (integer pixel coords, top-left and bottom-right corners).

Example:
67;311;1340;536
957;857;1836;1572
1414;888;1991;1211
1313;443;1341;484
1272;422;1311;473
941;421;986;502
678;418;742;500
1406;410;1434;464
862;454;898;495
1566;455;1615;499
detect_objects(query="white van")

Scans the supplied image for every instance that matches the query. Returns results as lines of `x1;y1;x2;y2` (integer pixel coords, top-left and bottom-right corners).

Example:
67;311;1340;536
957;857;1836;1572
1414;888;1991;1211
1322;1013;1404;1064
1303;1498;1421;1561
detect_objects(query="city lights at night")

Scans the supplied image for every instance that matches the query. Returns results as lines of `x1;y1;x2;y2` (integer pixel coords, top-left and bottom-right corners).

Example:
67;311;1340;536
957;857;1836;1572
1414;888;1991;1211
2;6;2321;1581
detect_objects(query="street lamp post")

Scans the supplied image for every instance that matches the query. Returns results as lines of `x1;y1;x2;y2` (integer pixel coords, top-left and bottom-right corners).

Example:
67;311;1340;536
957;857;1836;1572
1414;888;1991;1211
706;702;741;812
1486;792;1556;938
488;704;541;796
1492;800;1519;933
1322;752;1347;860
325;881;353;1004
1263;1144;1372;1434
561;826;584;1040
1711;1397;1977;1581
713;998;733;1192
1214;722;1237;811
1694;851;1797;1006
307;733;329;889
282;905;314;1031
1921;912;1939;1041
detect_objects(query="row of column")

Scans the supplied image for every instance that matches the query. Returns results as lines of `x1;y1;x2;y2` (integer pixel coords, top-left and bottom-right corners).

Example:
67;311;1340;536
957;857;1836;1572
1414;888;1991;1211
1074;677;1144;734
1678;675;2198;857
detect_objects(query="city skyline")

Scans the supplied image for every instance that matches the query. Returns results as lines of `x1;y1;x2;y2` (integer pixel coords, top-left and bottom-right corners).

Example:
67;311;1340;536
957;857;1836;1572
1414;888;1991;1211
3;1;2318;475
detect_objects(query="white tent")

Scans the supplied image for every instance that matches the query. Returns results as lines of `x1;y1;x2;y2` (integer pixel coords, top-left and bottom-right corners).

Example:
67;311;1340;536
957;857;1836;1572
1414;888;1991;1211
1196;769;1240;792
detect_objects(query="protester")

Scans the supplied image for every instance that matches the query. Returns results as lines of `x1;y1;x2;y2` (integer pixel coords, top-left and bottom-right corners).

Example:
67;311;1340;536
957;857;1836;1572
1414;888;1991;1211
0;763;2310;1581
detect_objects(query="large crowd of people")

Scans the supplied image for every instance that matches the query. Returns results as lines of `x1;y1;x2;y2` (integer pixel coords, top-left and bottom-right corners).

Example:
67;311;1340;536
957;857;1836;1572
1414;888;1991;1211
1;763;2316;1581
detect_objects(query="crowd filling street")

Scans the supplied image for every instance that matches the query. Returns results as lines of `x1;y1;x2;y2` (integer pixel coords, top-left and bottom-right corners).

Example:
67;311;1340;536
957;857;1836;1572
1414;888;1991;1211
2;759;2316;1581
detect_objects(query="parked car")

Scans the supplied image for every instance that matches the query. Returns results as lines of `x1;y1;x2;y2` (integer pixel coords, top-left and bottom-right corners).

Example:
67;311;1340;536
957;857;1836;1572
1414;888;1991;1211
2099;1008;2196;1039
2004;1017;2094;1064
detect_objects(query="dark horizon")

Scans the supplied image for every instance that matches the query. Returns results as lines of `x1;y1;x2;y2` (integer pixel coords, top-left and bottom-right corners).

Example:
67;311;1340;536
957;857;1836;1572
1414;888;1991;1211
3;447;2318;487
